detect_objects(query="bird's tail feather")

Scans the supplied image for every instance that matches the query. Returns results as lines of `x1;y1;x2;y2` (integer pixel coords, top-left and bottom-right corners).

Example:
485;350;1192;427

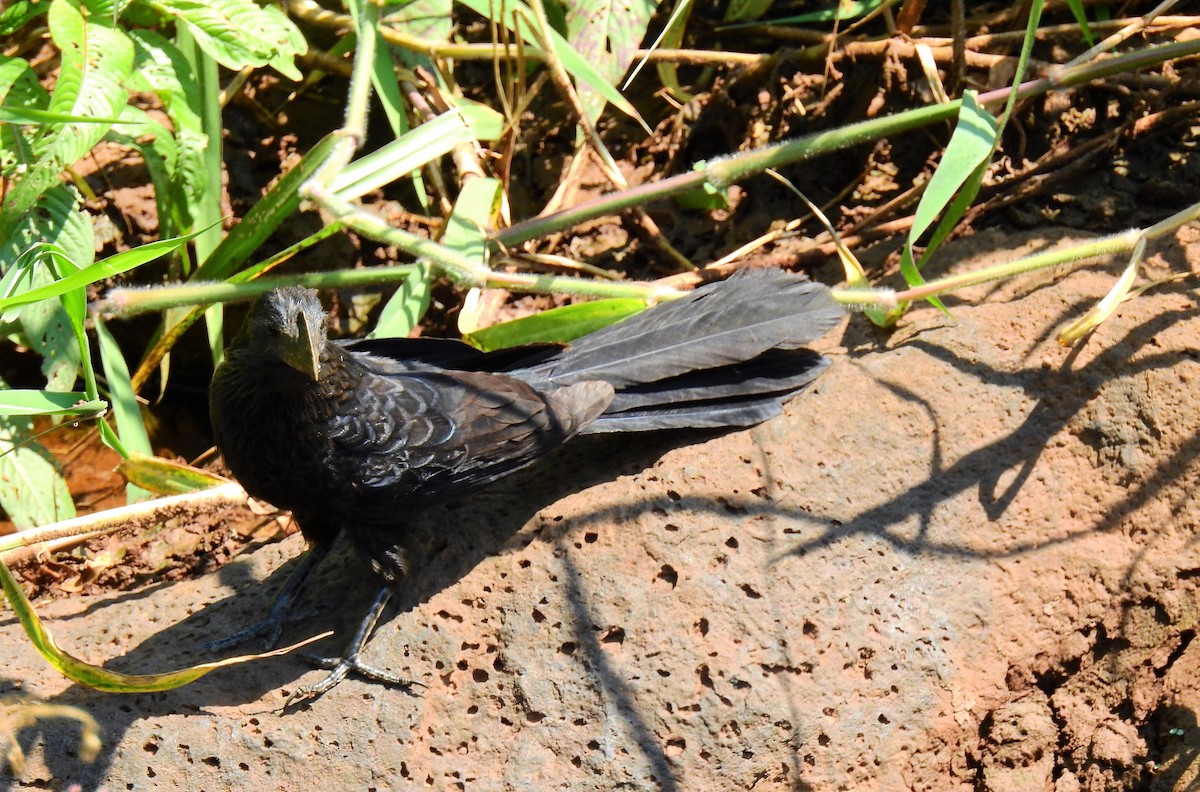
519;269;842;431
583;351;830;432
524;269;841;389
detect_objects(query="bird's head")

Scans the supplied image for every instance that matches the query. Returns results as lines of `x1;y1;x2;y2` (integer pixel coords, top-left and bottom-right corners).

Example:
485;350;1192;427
242;287;327;381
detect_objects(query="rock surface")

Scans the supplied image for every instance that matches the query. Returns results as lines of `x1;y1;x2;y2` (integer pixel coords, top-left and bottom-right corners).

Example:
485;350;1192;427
2;227;1200;790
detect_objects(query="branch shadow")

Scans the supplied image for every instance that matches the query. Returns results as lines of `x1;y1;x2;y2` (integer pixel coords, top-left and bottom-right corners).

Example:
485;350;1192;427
788;295;1200;561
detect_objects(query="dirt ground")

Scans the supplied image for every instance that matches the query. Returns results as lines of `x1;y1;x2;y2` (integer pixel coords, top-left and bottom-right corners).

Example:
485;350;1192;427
0;226;1197;790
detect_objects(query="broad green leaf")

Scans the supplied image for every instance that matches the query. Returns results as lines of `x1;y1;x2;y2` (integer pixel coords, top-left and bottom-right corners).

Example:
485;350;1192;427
107;105;189;238
19;267;84;393
0;420;74;529
0;48;52;172
898;91;998;317
0;185;94;298
124;31;206;225
0;0;50;35
126;28;204;142
331;111;475;200
0;0;133;240
441;176;501;262
0;373;74;529
908;92;998;248
465;297;647;350
148;0;306;80
0;186;91;389
565;0;656;123
369;262;433;339
0;555;332;692
0;229;206;314
0;390;106;417
0;54;47;108
117;451;228;494
452;97;505;142
41;0;133;150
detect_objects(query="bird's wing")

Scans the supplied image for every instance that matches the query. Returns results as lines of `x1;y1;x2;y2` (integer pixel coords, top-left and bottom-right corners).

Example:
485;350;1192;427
322;360;611;511
342;336;562;373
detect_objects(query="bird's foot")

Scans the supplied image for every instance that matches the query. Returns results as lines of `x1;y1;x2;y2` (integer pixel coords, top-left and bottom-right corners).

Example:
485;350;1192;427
279;583;417;706
285;653;422;707
201;544;330;653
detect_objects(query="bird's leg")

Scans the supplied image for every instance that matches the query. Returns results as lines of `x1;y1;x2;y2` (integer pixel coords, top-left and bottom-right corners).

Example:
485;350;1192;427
285;583;418;706
203;543;331;652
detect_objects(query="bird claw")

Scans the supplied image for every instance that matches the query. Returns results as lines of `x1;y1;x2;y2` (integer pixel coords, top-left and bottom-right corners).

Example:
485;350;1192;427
202;544;330;654
285;653;421;707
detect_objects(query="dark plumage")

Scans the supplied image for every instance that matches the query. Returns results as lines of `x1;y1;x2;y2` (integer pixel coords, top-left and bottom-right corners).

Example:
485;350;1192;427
208;269;843;699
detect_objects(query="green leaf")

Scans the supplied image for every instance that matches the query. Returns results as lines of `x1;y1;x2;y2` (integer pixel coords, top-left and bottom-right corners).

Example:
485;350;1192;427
0;372;74;530
19;267;84;393
193;131;342;282
1064;0;1095;46
674;181;728;210
0;0;133;240
117;451;228;494
95;316;152;500
721;0;872;28
148;0;307;80
898;91;999;317
369;262;433;339
651;0;695;102
441;176;501;264
909;92;998;248
0;55;50;174
0;0;50;35
0;420;74;529
0;106;131;124
0;229;206;315
0;390;106;417
331;111;476;200
0;186;91;388
346;0;409;137
127;29;203;135
465;298;647;350
382;0;452;70
0;554;332;693
106;105;189;238
565;0;656;123
452;97;505;142
723;0;769;22
0;184;94;295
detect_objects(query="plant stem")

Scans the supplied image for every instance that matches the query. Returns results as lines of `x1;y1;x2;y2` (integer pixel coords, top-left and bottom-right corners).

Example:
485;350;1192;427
496;36;1200;248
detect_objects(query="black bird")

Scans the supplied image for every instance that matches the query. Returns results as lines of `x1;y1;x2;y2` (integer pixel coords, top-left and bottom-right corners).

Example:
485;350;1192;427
208;268;843;700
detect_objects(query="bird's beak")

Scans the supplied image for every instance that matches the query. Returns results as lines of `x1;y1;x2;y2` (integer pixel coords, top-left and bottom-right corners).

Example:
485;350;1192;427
279;312;322;381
